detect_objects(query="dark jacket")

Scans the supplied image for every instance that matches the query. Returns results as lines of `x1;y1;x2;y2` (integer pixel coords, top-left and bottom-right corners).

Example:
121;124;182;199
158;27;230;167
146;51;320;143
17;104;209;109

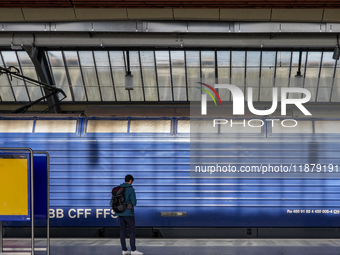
115;183;137;217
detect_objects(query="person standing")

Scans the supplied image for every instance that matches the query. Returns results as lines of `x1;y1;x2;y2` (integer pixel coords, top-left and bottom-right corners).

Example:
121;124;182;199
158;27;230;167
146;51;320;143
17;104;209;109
116;175;143;255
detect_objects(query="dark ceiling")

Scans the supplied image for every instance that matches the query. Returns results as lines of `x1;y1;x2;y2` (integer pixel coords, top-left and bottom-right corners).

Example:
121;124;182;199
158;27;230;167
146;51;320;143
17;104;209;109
1;0;340;8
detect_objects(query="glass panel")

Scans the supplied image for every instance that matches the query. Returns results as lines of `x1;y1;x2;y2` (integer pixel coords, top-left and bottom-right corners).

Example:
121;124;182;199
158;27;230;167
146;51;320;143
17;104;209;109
186;51;200;101
12;86;29;101
93;51;109;67
67;67;86;101
290;52;307;101
217;51;231;101
201;51;216;104
201;51;215;80
317;52;334;102
82;67;101;101
2;51;20;67
331;60;340;102
49;66;72;102
0;54;15;101
260;51;275;101
78;51;101;101
305;52;322;102
19;66;38;82
22;67;43;101
47;51;72;102
171;51;186;101
64;51;86;101
232;51;246;67
262;51;276;67
48;51;64;67
109;51;129;101
96;67;115;101
63;51;79;66
78;51;94;67
275;51;291;88
246;51;260;102
1;51;27;101
16;51;33;67
0;83;14;101
155;51;172;101
127;51;143;101
291;51;306;68
307;52;322;67
140;51;158;101
93;51;115;101
16;51;43;101
231;51;245;94
247;51;261;67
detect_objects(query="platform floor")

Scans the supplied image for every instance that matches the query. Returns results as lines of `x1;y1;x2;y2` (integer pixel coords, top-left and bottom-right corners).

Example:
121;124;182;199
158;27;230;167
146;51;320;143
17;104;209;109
2;238;340;255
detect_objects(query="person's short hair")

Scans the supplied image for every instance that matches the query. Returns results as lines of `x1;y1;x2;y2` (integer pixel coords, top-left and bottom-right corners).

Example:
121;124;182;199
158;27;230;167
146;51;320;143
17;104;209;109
125;174;134;183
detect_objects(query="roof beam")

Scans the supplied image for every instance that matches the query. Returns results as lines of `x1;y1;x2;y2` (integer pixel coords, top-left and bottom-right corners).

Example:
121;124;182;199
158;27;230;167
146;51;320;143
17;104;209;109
24;46;62;113
0;33;338;50
0;22;339;33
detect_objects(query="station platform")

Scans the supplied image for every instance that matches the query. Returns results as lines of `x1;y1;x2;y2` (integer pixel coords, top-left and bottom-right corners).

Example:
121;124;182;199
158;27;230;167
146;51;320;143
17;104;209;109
2;238;340;255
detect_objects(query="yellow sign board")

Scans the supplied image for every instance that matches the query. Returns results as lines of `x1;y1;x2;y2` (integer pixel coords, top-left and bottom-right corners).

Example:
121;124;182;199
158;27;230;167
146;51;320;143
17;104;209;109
0;158;28;216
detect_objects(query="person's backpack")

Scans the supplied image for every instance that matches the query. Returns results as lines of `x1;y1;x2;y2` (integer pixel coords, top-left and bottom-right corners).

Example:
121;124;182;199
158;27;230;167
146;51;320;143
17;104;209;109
109;186;133;213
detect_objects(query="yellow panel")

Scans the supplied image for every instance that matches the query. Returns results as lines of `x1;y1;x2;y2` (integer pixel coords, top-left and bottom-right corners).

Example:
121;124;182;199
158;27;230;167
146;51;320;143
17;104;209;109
0;159;28;215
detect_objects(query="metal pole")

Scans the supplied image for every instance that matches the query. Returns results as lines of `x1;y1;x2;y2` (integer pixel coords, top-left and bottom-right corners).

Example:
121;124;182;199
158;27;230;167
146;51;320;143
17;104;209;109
32;151;50;255
47;153;50;255
0;221;2;252
127;51;130;73
30;149;34;255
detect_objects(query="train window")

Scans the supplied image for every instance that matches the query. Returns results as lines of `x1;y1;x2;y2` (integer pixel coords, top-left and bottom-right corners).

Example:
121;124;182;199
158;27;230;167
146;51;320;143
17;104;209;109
86;120;128;133
129;120;171;133
177;120;190;133
189;120;219;133
271;120;313;133
220;120;262;133
34;120;77;133
0;120;34;133
315;121;340;133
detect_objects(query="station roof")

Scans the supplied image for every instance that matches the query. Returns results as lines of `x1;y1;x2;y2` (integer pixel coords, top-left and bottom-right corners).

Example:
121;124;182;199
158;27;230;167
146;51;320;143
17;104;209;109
1;0;340;8
0;49;339;107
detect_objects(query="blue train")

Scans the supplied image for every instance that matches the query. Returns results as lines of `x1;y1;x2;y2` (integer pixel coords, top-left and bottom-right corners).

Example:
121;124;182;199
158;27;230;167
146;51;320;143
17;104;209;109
1;116;340;228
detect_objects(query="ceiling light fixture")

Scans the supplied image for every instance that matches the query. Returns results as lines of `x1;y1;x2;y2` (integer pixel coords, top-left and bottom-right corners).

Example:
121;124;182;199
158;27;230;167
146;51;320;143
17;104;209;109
125;51;133;90
295;50;303;87
333;35;340;60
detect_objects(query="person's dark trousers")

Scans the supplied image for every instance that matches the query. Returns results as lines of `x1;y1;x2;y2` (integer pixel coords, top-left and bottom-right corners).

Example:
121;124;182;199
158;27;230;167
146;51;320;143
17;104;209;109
119;216;136;251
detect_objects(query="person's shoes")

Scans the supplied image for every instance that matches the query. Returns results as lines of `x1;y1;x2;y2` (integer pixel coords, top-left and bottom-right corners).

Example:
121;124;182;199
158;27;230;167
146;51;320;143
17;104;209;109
122;251;131;255
131;251;143;255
